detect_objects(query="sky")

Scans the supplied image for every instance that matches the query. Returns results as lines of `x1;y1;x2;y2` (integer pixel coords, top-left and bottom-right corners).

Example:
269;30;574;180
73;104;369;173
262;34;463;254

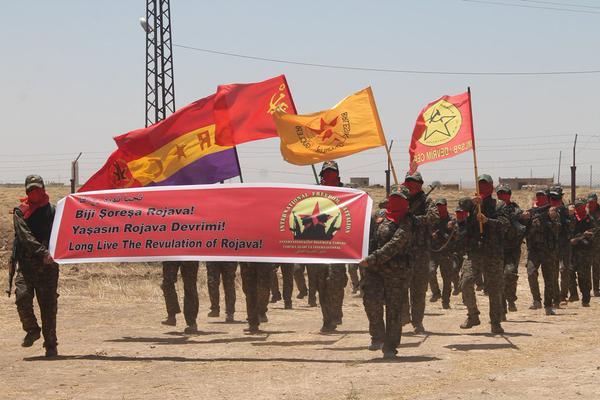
2;0;600;187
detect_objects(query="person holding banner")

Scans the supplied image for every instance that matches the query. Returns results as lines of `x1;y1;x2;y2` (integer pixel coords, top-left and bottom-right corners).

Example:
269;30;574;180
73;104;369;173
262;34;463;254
12;175;59;357
240;263;274;334
359;186;412;359
160;261;200;333
458;175;508;334
310;161;348;333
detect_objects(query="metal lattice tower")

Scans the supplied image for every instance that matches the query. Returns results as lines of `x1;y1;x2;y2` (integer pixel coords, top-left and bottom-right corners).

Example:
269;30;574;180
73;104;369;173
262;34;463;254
144;0;175;127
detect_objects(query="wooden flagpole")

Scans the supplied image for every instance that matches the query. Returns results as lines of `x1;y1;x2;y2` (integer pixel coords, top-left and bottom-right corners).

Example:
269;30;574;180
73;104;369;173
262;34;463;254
467;87;483;234
385;141;399;186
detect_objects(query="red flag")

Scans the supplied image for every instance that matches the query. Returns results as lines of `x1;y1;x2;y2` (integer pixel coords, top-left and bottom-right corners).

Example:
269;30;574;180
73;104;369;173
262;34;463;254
78;149;140;192
409;91;473;172
214;75;297;146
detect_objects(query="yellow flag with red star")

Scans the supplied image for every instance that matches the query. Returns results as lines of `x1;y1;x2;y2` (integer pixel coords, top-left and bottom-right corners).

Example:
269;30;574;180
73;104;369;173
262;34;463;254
273;87;386;165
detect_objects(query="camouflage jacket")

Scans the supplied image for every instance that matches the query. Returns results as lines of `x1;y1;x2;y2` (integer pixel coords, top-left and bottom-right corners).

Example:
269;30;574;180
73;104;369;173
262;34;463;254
463;196;508;256
570;214;594;251
555;204;573;246
13;203;55;267
525;206;561;253
365;217;412;277
408;191;439;252
588;208;600;250
430;215;455;258
497;200;526;250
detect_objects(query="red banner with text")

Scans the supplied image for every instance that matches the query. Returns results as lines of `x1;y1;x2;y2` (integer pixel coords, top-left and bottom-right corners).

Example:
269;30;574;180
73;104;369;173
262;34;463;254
49;184;372;264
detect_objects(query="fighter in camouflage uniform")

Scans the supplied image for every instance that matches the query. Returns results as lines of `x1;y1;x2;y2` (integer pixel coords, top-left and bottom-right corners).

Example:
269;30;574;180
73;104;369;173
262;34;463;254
569;198;595;307
404;171;439;333
360;186;412;360
12;175;59;357
206;261;237;322
308;161;348;333
548;186;573;303
240;262;274;333
496;184;527;315
428;198;456;309
523;190;561;315
458;174;508;334
160;261;200;333
586;193;600;297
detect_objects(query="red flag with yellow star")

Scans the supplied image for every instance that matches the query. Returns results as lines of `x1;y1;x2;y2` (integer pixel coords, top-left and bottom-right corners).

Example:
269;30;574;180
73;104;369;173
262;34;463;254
273;87;386;165
408;91;473;172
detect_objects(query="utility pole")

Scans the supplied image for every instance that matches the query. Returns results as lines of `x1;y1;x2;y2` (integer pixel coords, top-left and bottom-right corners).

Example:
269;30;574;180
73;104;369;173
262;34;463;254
557;151;561;185
571;134;577;204
141;0;175;127
70;152;82;193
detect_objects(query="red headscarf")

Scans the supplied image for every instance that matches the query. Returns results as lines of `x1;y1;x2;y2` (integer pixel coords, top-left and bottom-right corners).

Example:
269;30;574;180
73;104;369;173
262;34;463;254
456;210;469;221
404;180;422;196
497;192;511;205
320;169;340;187
386;195;409;223
549;197;562;208
436;204;449;219
575;204;587;221
18;187;50;219
478;181;494;199
535;194;549;207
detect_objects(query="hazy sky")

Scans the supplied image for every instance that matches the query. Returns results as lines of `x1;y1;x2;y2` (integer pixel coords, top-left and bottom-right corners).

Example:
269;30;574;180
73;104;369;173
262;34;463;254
2;0;600;187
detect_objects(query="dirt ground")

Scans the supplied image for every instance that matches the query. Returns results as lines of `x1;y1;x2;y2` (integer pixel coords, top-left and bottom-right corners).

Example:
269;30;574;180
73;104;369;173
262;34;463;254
1;186;599;400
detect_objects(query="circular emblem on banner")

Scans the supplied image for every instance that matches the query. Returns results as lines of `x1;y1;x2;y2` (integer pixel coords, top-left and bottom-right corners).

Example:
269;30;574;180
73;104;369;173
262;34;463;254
418;99;462;146
287;196;342;241
301;112;350;154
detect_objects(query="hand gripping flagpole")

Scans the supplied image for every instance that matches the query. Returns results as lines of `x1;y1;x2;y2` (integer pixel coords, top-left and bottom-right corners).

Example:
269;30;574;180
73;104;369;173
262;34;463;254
467;87;483;235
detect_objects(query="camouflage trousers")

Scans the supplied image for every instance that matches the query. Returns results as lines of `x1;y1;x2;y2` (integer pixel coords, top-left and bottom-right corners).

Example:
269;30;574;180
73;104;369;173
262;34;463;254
348;264;364;291
526;248;559;308
240;263;273;329
362;269;409;353
15;264;59;349
593;251;600;294
503;246;521;306
311;264;348;329
294;264;317;304
570;250;593;304
161;261;199;326
271;264;295;303
460;254;504;325
429;253;455;306
206;261;237;315
408;253;430;328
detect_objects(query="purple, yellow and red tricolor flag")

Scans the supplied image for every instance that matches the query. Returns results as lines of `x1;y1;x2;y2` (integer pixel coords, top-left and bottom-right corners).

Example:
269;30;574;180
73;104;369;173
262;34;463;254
79;95;240;192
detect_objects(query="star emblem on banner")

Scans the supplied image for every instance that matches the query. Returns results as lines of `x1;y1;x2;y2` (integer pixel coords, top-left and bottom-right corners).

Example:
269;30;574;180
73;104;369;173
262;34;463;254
418;99;463;146
308;116;339;141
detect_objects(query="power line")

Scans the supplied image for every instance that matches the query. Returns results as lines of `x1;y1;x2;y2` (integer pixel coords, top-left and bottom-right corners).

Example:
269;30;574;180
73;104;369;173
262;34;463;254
521;0;600;10
174;44;600;76
461;0;600;14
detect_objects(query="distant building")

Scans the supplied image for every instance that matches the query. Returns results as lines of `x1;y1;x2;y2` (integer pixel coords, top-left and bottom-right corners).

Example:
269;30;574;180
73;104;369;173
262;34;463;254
441;184;460;190
350;177;370;187
498;177;554;190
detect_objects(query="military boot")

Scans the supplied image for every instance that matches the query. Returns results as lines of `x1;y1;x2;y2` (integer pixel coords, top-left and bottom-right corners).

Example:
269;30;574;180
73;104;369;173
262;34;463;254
442;302;450;310
545;307;556;316
508;302;517;312
21;329;41;347
413;324;426;334
45;346;58;358
320;323;337;333
270;292;282;303
460;316;481;329
244;325;260;334
429;292;441;303
382;350;397;360
225;313;235;323
259;313;268;323
368;340;383;351
491;323;504;334
207;310;220;318
284;300;292;310
161;315;176;326
296;289;308;299
184;323;198;334
528;300;542;310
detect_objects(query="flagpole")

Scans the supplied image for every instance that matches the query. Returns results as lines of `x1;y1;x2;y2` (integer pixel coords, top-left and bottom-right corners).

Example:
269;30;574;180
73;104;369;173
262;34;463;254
385;141;399;186
233;146;244;183
311;165;320;184
467;87;483;234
